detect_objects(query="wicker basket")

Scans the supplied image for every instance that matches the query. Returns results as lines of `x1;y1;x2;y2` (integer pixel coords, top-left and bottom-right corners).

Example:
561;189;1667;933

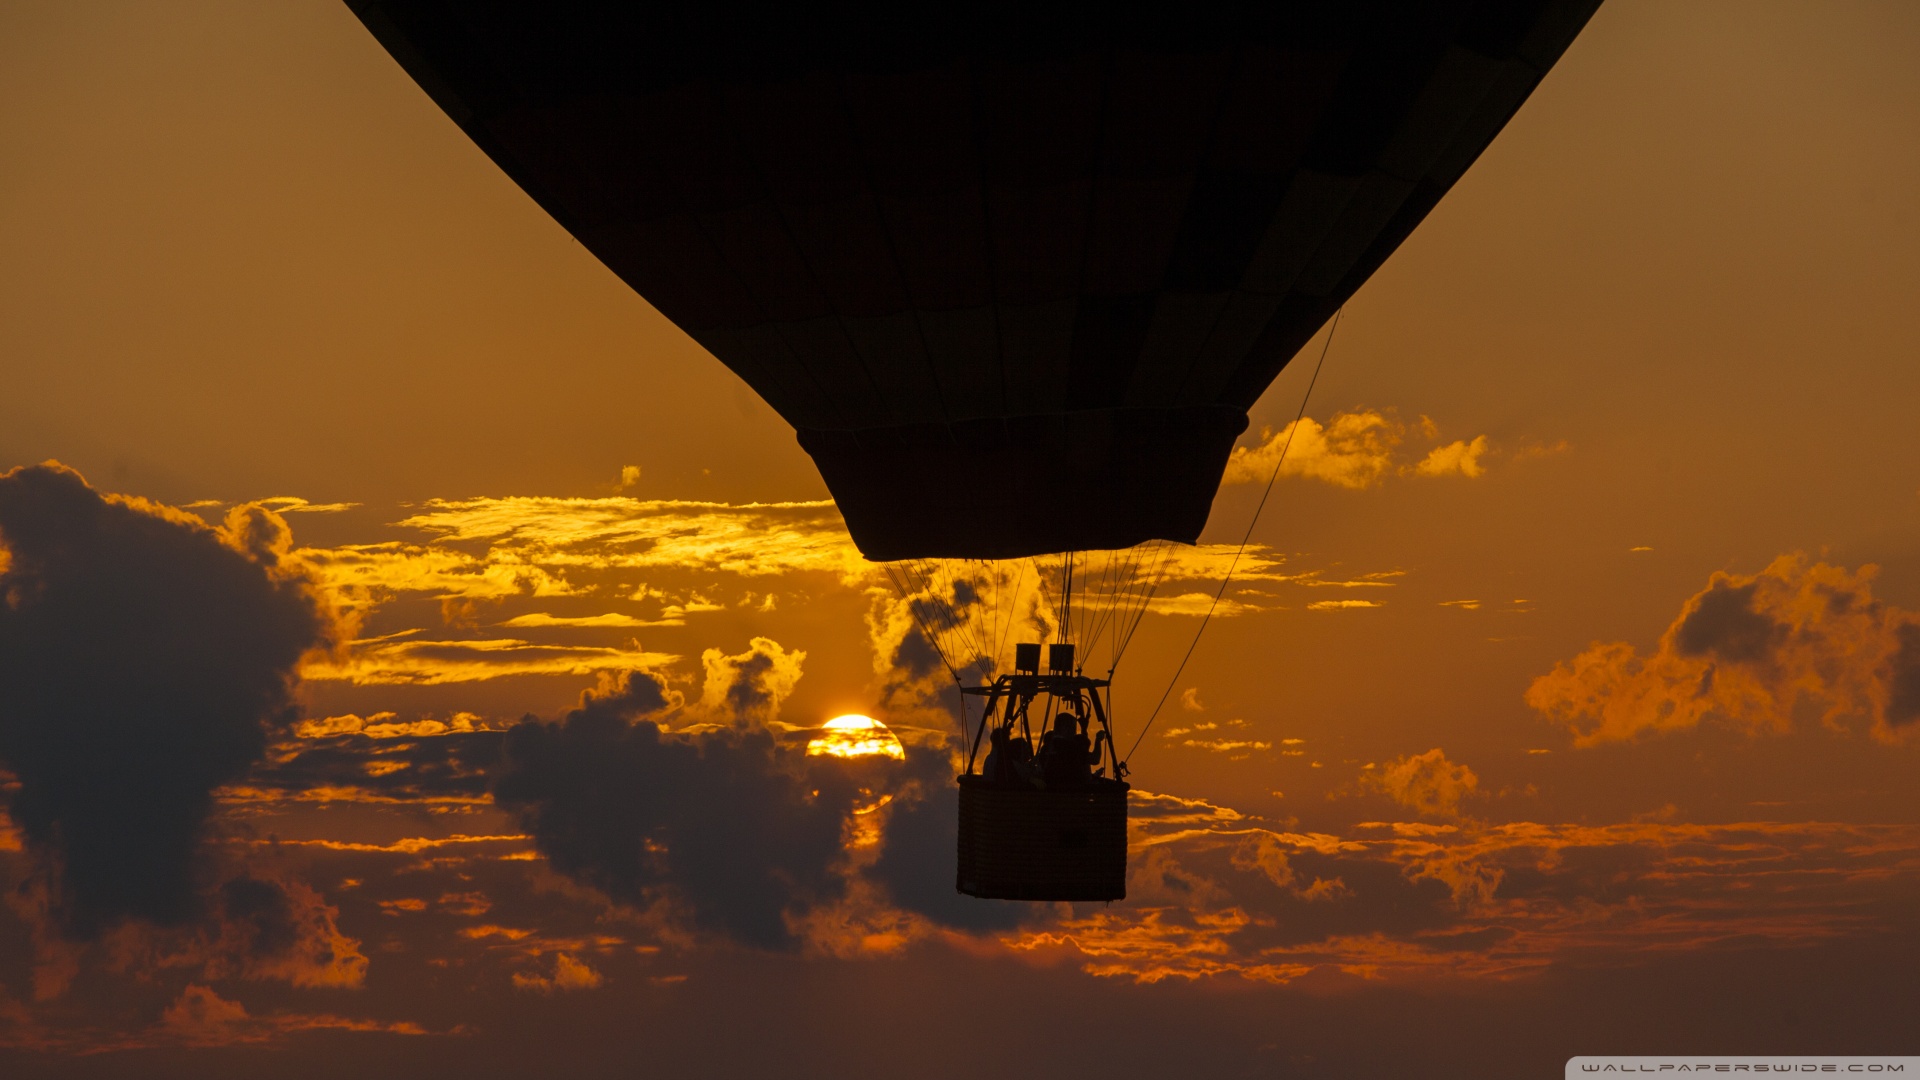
955;776;1128;901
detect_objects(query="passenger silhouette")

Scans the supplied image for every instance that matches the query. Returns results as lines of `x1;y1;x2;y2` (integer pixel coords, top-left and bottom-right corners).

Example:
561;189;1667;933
983;726;1009;786
1009;733;1041;788
1040;712;1094;789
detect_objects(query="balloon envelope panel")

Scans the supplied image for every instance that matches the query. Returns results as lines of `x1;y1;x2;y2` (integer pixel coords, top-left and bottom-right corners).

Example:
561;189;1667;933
348;0;1600;559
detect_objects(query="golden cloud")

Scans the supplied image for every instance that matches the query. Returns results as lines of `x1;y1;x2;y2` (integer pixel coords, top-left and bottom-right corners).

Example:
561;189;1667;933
393;497;866;580
502;612;676;629
301;635;676;686
1151;543;1292;583
252;497;361;514
1362;749;1480;819
292;711;504;739
510;952;605;994
256;834;530;856
282;498;883;688
159;985;428;1046
1223;412;1505;489
1527;555;1920;744
865;546;1340;703
1230;834;1349;902
1224;412;1404;489
1413;436;1489;478
287;491;1403;703
1181;739;1271;754
300;541;583;602
1147;592;1268;617
692;637;806;726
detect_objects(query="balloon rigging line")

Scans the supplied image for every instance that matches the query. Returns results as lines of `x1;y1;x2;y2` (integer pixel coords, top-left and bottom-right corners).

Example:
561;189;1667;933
1108;540;1173;675
992;560;1027;676
1122;307;1343;765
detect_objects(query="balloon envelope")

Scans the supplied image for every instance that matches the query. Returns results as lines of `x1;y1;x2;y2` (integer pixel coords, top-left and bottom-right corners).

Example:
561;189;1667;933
348;1;1600;559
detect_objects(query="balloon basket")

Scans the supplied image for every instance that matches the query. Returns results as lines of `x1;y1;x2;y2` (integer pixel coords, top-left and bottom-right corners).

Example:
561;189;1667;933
955;775;1128;902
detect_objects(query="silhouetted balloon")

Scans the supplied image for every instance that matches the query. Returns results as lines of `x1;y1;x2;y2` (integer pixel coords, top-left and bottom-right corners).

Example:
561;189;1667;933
349;1;1599;560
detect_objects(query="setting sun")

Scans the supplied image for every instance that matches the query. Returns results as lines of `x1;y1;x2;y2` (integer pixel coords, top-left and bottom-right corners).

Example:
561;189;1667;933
805;715;906;760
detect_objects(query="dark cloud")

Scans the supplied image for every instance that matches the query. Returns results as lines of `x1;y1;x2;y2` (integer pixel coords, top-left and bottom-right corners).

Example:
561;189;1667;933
718;652;778;716
219;875;301;959
245;727;504;803
693;637;802;725
571;668;671;721
0;464;335;939
889;627;946;683
868;743;1024;931
853;621;1017;929
492;671;874;949
196;870;365;987
1674;580;1780;663
1883;623;1920;729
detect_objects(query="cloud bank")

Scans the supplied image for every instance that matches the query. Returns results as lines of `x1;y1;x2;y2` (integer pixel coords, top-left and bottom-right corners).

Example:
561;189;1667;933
0;464;337;938
1528;555;1920;744
492;658;894;950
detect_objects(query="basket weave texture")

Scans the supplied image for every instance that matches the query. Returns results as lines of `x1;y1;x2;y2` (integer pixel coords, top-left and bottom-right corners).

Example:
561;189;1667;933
955;777;1128;901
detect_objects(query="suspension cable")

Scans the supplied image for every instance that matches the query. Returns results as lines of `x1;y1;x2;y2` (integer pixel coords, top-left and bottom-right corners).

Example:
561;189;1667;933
1123;308;1343;764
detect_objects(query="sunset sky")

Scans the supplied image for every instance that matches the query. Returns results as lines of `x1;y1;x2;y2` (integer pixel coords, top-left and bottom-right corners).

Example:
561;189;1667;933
4;1;1920;1076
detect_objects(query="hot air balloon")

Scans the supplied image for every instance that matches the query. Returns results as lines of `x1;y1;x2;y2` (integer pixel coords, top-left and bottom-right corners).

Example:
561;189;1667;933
347;0;1601;901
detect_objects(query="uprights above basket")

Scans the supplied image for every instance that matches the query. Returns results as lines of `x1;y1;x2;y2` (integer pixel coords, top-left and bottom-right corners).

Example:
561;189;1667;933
959;645;1125;785
1012;641;1075;676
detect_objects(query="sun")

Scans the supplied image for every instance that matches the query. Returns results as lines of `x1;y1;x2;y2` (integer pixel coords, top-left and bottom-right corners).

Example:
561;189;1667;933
805;714;906;760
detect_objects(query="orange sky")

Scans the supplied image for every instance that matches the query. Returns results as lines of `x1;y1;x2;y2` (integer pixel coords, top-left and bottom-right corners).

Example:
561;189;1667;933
3;1;1920;1074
